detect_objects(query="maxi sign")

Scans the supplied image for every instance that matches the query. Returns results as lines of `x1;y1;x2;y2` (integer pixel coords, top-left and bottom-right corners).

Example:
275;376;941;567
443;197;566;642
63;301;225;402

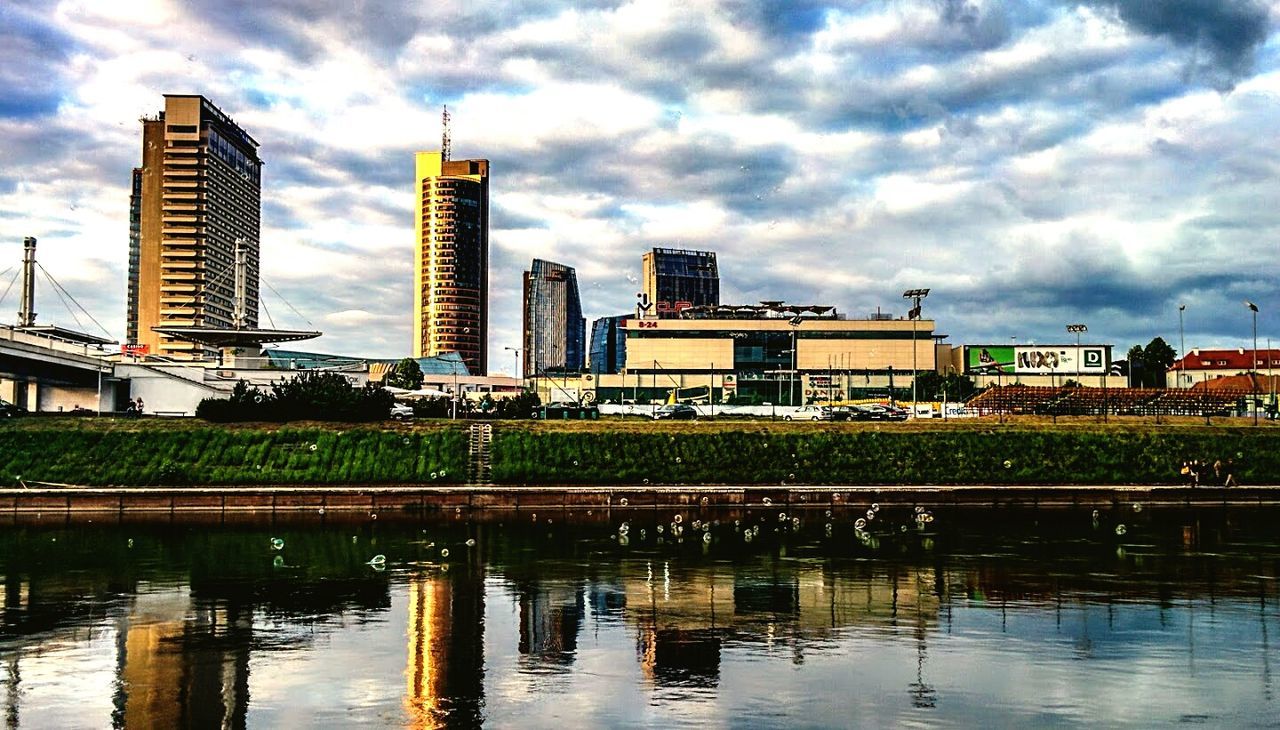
965;345;1109;375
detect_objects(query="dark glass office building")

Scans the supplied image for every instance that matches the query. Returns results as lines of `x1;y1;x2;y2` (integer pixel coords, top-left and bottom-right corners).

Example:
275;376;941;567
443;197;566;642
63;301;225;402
588;314;629;375
523;259;585;376
642;248;719;318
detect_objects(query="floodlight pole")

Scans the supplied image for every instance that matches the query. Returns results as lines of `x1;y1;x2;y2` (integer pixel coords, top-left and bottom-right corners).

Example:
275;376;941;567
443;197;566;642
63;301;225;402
1248;301;1259;425
903;289;930;417
1066;324;1087;382
1178;304;1186;390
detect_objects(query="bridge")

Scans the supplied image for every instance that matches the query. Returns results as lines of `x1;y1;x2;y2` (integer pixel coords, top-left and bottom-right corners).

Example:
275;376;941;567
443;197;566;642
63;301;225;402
0;325;116;411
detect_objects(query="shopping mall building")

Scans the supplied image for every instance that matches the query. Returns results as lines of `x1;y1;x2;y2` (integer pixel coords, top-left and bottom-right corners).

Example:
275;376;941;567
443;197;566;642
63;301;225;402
533;302;938;406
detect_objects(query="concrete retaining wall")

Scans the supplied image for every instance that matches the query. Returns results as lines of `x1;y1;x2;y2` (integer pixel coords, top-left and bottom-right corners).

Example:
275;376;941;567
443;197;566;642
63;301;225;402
0;485;1274;519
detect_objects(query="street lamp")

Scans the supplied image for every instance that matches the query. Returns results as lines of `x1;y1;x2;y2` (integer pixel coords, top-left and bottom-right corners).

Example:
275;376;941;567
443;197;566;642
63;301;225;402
1247;300;1259;425
504;346;521;382
778;349;795;410
1066;324;1087;383
788;316;803;406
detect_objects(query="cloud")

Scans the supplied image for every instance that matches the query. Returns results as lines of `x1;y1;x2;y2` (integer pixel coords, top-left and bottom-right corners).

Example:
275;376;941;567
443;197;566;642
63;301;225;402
0;0;1278;369
1082;0;1274;89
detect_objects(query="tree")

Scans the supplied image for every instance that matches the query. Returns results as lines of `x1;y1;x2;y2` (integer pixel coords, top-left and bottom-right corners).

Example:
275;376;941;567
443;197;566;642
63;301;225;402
1126;338;1177;388
1144;337;1177;377
386;358;424;390
913;371;978;401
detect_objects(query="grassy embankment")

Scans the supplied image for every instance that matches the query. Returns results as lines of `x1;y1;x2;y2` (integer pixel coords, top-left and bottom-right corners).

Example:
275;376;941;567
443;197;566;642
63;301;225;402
3;416;1279;487
491;418;1280;486
0;418;467;486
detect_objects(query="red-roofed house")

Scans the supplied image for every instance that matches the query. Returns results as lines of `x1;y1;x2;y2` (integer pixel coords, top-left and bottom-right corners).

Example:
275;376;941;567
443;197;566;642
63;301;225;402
1168;348;1280;389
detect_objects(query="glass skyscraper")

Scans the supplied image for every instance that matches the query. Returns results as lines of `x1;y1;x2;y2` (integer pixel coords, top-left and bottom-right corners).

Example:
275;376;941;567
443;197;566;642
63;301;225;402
641;248;719;318
523;259;585;376
588;314;629;375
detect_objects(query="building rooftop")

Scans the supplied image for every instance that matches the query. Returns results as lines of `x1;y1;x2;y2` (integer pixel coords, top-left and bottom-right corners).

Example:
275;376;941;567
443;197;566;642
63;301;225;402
678;303;839;320
1169;348;1280;372
264;348;470;377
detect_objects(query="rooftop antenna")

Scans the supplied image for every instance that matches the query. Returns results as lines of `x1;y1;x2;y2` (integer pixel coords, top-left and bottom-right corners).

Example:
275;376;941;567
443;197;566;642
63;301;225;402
442;105;451;161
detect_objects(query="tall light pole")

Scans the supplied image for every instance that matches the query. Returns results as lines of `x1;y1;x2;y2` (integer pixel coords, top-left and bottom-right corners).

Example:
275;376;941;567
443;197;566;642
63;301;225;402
1247;300;1259;425
1066;324;1087;383
788;316;803;406
903;289;930;416
504;346;521;384
1178;304;1186;389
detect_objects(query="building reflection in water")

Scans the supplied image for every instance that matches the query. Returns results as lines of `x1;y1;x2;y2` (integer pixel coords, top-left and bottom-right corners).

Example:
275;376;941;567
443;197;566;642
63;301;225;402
517;582;585;668
405;563;486;728
624;559;944;693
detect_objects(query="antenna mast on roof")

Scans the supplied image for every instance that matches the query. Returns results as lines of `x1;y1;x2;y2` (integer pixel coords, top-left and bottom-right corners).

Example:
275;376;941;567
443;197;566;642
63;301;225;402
441;105;451;161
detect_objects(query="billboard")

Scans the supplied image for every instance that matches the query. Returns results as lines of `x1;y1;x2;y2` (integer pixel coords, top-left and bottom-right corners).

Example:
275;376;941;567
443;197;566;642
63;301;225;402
966;346;1109;375
967;346;1014;374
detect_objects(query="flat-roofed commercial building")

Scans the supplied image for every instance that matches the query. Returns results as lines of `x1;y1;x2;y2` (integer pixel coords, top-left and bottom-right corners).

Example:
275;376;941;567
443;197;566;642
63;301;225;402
522;258;584;377
641;248;719;318
129;94;262;359
414;151;489;375
587;303;936;405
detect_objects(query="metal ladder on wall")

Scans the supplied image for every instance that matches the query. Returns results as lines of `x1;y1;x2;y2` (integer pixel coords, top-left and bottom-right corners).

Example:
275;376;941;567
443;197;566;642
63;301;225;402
467;422;493;485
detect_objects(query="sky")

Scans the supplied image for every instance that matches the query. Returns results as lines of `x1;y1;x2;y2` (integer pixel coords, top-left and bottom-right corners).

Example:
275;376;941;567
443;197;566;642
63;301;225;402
0;0;1278;374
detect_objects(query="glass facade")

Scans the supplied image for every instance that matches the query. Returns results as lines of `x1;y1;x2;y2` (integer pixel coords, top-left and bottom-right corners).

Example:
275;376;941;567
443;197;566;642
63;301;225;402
643;248;719;318
588;314;629;375
126;168;142;345
415;154;489;375
523;259;585;376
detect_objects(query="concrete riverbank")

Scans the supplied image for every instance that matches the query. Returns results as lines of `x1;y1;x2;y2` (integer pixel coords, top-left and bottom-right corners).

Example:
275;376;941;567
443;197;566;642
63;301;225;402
1;485;1276;521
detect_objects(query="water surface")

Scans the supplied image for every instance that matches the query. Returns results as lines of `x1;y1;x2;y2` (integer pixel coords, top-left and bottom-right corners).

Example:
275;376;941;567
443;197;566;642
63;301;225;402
1;504;1277;727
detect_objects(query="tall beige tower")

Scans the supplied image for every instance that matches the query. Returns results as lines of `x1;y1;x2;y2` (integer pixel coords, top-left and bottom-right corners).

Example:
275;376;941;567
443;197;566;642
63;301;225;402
128;95;261;359
413;151;489;374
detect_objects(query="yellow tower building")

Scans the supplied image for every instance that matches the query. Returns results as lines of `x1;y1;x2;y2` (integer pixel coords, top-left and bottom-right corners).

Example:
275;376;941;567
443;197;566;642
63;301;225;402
413;151;489;375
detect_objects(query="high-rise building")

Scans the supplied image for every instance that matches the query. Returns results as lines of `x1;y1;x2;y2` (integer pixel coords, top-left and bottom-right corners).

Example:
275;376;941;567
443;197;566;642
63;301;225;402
641;248;719;318
414;152;489;375
588;314;629;375
522;259;584;377
129;95;262;359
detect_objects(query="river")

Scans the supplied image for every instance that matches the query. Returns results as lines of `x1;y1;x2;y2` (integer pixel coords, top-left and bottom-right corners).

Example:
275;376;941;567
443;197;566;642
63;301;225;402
1;503;1276;727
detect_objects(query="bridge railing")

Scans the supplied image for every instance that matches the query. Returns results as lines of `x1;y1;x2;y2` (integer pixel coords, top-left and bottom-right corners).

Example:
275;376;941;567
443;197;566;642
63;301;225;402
0;325;113;361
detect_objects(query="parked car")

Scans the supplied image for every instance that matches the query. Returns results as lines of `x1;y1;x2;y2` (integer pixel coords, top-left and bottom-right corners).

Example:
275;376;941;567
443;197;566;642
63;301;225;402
652;403;698;420
0;399;23;418
883;405;910;421
389;403;415;420
784;405;831;421
851;404;908;421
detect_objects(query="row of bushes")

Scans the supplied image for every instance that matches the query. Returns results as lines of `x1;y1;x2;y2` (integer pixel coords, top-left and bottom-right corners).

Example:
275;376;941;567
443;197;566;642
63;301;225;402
196;372;394;422
490;427;1280;485
0;426;468;486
